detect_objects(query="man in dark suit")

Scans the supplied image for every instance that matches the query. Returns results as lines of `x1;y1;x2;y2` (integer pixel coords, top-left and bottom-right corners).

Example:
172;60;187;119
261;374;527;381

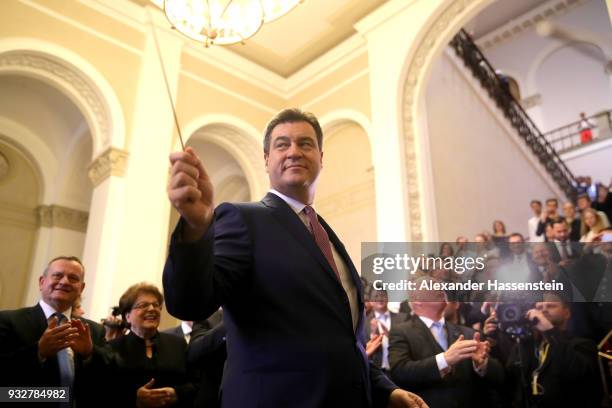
163;320;193;344
188;309;227;408
164;108;426;408
562;201;581;242
565;232;612;343
0;256;105;406
389;278;503;408
548;219;582;266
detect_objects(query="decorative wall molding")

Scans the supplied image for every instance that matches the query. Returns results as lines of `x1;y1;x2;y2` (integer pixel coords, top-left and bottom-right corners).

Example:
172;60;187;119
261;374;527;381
0;151;8;181
37;204;89;232
401;0;478;241
0;51;111;149
476;0;589;50
202;127;268;200
316;179;376;219
522;93;542;109
88;147;129;187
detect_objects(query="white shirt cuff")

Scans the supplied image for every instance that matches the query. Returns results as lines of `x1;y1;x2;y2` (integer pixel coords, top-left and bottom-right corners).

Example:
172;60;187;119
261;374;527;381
435;352;449;372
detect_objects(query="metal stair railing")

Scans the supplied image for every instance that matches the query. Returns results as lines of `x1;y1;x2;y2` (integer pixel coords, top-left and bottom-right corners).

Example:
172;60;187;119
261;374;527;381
449;29;577;200
542;110;612;153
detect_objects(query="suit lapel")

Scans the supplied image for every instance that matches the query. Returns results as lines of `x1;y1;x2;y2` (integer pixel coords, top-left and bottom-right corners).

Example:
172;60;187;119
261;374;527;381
261;193;344;286
24;304;49;341
412;316;444;354
446;322;463;346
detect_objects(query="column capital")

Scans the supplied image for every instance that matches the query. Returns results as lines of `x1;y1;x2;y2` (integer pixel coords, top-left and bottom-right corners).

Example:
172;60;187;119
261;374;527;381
37;205;89;232
88;147;129;187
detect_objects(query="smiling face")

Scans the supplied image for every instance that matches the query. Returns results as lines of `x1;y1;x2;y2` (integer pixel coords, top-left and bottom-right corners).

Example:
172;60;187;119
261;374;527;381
39;259;85;313
126;292;162;338
264;121;323;203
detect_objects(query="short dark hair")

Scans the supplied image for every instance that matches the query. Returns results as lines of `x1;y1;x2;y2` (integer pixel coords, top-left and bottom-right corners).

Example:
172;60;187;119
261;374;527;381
44;256;85;277
552;218;567;227
577;193;590;202
263;108;323;154
545;198;558;206
118;282;164;320
530;200;542;206
542;291;570;308
508;232;524;241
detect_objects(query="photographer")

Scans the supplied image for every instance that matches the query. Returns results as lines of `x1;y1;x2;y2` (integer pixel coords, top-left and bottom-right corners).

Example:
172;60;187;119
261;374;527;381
101;306;128;341
488;293;601;408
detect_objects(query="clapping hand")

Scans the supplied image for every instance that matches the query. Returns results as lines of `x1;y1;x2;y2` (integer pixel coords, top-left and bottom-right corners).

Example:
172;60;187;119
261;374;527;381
38;316;78;359
471;332;490;368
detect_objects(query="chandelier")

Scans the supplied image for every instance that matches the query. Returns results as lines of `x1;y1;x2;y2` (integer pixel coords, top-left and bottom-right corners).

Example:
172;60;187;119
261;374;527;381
150;0;301;46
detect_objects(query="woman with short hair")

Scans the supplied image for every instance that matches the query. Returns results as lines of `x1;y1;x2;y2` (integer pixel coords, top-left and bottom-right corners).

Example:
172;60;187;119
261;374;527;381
102;282;197;407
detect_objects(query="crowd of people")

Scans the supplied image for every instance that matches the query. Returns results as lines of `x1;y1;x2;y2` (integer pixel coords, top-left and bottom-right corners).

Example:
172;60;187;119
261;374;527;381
0;105;610;408
0;256;227;407
363;177;612;408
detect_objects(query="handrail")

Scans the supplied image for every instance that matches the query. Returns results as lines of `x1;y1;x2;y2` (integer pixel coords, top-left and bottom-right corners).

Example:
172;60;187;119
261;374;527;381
449;29;577;200
542;110;612;153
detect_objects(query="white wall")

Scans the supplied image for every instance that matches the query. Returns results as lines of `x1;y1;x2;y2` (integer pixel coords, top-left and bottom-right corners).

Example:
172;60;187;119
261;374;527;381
478;0;612;132
425;51;559;241
561;138;612;184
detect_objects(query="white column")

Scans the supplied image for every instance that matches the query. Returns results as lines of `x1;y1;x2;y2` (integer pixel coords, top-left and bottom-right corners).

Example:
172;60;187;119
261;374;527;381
82;148;128;320
355;0;445;241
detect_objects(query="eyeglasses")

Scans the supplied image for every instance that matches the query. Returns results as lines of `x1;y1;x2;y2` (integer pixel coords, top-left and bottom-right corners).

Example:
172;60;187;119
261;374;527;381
132;302;162;310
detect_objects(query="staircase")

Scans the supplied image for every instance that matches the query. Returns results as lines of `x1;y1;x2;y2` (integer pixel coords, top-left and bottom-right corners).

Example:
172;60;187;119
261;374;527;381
450;29;577;200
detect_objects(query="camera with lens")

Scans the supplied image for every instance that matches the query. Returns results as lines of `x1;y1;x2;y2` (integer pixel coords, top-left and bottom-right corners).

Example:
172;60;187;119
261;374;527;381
496;303;535;340
101;306;127;330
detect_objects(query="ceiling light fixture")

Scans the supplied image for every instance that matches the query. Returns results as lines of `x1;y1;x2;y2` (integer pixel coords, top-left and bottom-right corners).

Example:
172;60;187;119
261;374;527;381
150;0;301;46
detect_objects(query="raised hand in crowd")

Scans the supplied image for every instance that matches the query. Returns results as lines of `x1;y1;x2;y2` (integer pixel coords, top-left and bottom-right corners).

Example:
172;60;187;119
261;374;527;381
69;319;93;357
38;316;93;360
168;147;214;242
471;332;490;368
482;311;498;340
443;334;479;366
38;316;78;359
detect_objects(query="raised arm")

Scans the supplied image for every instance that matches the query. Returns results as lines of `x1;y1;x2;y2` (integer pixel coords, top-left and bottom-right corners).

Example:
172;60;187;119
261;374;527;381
167;147;214;242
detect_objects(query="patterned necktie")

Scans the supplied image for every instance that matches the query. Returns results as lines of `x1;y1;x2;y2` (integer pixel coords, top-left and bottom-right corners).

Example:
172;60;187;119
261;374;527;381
430;321;448;351
53;313;75;389
303;206;340;281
